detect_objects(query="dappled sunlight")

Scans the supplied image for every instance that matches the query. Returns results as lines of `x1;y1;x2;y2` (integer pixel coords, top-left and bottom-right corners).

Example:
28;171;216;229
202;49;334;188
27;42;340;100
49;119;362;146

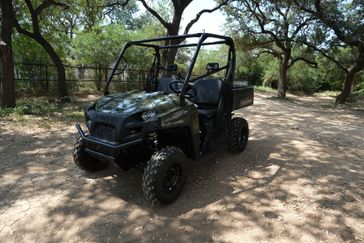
1;93;363;242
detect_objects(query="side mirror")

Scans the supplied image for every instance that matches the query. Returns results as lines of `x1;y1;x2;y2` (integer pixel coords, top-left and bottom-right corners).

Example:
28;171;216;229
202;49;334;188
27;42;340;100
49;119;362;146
206;63;219;71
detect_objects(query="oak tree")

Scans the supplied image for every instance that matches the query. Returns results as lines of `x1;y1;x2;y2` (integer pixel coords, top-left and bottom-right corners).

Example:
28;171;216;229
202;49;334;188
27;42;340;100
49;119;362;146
296;0;364;104
13;0;70;100
225;0;316;98
0;0;16;107
136;0;229;65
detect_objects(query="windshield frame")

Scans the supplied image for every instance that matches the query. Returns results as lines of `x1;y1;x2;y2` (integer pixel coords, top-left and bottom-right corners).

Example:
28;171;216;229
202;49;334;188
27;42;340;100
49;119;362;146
104;33;236;101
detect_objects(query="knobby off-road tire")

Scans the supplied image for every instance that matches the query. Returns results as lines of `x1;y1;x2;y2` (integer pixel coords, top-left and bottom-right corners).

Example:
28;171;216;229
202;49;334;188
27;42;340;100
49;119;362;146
142;146;187;205
73;137;107;172
228;117;249;153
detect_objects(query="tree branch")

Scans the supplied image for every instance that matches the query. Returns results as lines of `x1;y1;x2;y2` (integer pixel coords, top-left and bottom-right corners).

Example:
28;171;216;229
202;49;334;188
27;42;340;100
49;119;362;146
23;0;41;34
257;49;283;59
13;14;38;39
289;57;317;68
236;38;274;51
296;0;359;46
183;0;229;34
138;0;169;29
102;0;130;16
36;0;68;15
102;0;130;8
24;0;35;12
247;0;286;50
290;17;315;39
296;39;348;71
15;0;68;38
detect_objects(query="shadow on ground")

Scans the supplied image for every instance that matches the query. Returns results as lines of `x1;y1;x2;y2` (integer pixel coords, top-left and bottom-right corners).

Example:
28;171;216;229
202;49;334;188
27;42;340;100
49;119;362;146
0;93;363;242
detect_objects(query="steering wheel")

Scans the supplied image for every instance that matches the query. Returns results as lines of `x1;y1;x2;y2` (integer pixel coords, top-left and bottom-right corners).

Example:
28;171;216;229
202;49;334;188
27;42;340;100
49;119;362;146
169;80;197;98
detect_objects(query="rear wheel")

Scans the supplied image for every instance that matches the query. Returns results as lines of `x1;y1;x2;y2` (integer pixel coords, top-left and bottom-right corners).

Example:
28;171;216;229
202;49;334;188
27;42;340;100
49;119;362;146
228;117;249;153
73;137;107;172
142;146;187;205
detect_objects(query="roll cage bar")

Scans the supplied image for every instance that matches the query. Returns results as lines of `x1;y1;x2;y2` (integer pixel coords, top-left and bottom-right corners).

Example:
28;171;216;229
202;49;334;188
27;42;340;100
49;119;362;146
104;33;236;103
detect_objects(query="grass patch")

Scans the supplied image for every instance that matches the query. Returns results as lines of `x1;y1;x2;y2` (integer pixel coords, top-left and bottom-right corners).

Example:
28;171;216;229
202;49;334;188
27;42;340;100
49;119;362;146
314;90;340;97
0;106;28;116
254;86;277;94
0;96;87;124
267;95;295;103
0;98;61;117
353;89;364;98
66;111;85;120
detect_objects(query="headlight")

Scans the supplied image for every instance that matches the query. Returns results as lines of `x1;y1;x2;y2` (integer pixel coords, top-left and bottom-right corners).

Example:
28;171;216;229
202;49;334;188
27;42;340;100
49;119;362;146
142;110;156;121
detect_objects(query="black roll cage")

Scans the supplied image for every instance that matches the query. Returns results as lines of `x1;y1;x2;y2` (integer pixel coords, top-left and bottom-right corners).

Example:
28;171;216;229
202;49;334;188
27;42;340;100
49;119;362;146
104;33;236;103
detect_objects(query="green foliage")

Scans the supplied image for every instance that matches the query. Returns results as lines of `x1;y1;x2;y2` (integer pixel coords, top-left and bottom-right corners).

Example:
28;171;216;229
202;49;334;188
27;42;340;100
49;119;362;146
252;48;357;93
103;0;140;29
72;25;127;66
0;106;27;117
10;0;364;98
287;52;347;92
0;97;87;124
191;45;262;82
354;73;364;97
0;99;57;117
288;61;318;92
315;90;341;97
72;11;165;67
286;55;346;92
193;48;228;76
259;56;279;87
12;35;50;64
235;50;263;85
254;86;276;94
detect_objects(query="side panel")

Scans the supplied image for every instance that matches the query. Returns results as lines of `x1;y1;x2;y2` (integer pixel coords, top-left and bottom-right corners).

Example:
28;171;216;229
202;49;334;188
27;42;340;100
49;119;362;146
232;82;254;110
159;104;200;160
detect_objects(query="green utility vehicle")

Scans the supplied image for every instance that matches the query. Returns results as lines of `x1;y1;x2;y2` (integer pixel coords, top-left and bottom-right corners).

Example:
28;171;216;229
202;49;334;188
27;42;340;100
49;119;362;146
74;33;254;205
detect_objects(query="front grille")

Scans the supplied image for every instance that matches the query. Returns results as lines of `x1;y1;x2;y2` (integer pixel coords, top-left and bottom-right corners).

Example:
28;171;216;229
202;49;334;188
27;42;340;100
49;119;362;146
92;124;117;141
87;143;114;156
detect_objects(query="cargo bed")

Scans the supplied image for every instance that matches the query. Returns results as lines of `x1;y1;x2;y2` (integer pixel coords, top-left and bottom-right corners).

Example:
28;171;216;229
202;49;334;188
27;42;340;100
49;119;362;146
232;81;254;111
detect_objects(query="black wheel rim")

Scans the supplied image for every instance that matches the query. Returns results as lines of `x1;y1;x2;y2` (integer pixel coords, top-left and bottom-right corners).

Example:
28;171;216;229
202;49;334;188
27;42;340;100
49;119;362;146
240;128;248;143
163;164;181;193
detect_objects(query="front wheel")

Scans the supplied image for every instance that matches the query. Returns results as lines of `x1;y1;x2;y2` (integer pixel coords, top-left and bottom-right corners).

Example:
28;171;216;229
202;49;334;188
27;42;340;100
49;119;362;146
142;146;187;205
73;138;107;172
228;117;249;153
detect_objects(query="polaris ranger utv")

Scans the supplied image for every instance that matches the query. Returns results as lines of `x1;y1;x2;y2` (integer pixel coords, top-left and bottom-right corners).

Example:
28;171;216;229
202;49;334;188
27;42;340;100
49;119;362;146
74;33;253;205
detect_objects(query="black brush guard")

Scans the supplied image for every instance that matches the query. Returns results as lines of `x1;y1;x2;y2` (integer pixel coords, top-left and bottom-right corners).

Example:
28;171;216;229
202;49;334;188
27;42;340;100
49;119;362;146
76;124;143;161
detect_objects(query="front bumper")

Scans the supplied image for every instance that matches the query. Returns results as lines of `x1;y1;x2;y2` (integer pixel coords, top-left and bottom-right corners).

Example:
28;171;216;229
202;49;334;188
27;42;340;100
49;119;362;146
76;123;143;161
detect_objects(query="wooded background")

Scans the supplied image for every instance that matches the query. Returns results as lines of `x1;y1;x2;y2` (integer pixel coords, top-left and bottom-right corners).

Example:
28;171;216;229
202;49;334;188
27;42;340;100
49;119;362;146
1;0;363;107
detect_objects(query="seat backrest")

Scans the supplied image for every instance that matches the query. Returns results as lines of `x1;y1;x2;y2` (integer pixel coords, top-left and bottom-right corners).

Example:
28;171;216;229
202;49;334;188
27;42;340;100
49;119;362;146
156;77;174;93
156;63;179;93
190;78;222;106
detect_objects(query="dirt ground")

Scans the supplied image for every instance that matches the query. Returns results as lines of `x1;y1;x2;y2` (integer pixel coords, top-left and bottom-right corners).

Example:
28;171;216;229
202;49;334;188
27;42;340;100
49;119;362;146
0;93;363;242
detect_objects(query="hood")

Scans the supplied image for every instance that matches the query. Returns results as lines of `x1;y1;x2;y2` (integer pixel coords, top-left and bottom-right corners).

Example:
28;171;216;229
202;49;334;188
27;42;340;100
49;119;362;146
95;91;179;114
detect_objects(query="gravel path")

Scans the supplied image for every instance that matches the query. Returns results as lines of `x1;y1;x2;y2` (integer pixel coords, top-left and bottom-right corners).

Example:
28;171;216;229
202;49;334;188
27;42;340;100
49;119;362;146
0;93;363;242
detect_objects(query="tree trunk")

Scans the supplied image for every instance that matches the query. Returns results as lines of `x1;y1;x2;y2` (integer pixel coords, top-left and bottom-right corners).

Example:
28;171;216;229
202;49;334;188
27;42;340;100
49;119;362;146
0;0;16;108
335;68;356;105
336;46;364;104
165;43;179;66
161;25;180;77
165;29;179;66
164;17;181;67
36;35;69;99
277;53;289;98
335;52;364;105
